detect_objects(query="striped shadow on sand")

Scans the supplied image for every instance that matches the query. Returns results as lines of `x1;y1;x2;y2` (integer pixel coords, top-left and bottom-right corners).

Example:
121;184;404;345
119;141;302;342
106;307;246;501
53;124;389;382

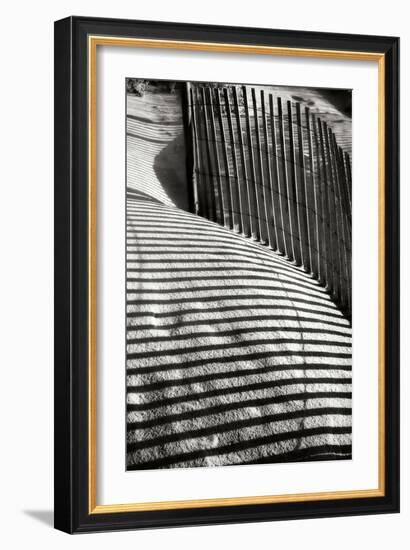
126;189;352;470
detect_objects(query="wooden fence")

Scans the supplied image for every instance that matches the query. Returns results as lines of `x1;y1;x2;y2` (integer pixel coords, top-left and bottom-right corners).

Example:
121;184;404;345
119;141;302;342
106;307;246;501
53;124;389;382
185;83;352;318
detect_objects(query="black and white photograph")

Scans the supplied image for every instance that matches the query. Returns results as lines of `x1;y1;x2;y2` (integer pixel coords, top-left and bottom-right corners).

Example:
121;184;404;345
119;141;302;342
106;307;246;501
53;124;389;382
125;78;352;471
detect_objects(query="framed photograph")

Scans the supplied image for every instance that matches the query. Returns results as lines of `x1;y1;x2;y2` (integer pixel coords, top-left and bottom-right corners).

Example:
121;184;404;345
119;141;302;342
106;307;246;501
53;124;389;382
54;16;400;533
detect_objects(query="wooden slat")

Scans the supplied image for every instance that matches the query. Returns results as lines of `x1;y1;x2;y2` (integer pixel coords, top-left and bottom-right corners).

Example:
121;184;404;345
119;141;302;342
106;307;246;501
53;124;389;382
223;87;243;233
344;151;352;213
336;137;352;312
214;88;233;229
269;94;287;255
252;88;270;246
199;86;217;221
189;87;208;218
206;86;225;225
324;122;343;303
243;86;262;241
194;86;214;220
261;90;278;250
320;119;339;299
305;107;321;279
337;144;352;237
329;128;351;312
277;97;294;260
312;114;327;286
286;100;302;264
317;117;333;293
295;102;311;272
233;86;253;238
184;83;198;214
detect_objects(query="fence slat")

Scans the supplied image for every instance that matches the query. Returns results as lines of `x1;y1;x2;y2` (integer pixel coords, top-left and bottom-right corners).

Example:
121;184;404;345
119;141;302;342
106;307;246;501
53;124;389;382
288;100;304;264
214;88;234;230
311;115;327;286
233;86;253;238
223;88;243;233
269;94;287;255
199;87;217;222
277;97;294;260
295;102;311;272
190;87;208;218
184;83;198;215
324;122;343;303
317;117;333;293
336;144;352;238
305;107;320;279
206;86;226;225
261;91;278;251
336;138;352;314
243;86;261;241
329;128;351;312
344;151;352;213
252;88;271;247
321;119;339;299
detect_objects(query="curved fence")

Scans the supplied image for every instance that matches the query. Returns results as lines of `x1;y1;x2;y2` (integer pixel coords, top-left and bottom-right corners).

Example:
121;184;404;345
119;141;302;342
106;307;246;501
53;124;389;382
186;83;352;318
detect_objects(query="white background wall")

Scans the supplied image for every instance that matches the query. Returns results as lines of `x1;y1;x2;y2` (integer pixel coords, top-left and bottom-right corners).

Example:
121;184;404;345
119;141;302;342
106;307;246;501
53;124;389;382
0;0;407;547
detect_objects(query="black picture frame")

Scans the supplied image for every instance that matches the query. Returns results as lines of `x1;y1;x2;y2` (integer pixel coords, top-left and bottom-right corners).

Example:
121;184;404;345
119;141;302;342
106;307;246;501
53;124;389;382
54;16;400;534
